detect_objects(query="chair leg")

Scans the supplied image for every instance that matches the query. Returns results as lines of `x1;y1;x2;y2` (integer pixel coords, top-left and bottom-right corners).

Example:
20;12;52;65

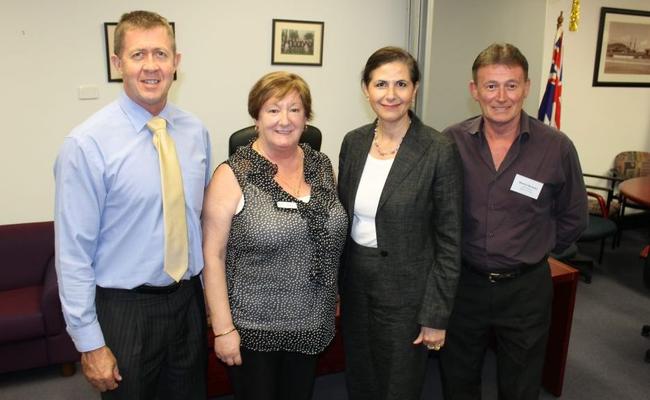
612;225;623;248
598;238;606;264
61;362;76;377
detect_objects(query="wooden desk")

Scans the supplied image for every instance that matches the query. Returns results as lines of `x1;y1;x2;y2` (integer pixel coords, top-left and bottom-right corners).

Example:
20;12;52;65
544;258;580;397
619;176;650;286
619;176;650;208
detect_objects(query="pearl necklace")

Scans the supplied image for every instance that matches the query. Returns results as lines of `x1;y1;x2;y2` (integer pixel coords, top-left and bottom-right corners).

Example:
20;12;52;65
372;120;411;157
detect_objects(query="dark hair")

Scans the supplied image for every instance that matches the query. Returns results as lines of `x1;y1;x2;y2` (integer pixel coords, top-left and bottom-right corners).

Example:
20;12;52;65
248;71;313;120
361;46;420;86
472;43;529;81
114;10;175;56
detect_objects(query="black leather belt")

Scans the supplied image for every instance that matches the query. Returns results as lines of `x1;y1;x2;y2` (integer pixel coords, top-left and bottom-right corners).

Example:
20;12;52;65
131;275;199;294
463;259;544;283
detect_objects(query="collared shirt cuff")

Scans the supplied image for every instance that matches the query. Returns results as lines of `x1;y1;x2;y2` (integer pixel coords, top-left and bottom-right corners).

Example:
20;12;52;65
67;320;105;353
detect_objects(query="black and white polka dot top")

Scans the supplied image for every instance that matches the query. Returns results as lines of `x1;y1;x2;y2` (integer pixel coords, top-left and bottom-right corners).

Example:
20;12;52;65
225;143;348;354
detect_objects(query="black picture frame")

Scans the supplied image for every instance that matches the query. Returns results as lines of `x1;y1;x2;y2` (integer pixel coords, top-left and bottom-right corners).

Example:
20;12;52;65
271;19;324;66
104;22;177;82
593;7;650;87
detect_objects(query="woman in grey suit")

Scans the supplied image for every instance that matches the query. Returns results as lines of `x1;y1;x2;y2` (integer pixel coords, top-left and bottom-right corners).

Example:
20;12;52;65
337;47;463;400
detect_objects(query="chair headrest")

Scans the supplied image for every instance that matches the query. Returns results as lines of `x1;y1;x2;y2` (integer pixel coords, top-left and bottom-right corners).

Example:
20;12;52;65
228;125;322;156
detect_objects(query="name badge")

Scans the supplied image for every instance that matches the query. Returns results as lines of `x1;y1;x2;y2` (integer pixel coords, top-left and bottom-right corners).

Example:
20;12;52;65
277;201;298;209
510;174;543;200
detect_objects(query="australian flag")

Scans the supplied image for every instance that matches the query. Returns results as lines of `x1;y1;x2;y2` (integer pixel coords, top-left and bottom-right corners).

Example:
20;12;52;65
538;27;563;129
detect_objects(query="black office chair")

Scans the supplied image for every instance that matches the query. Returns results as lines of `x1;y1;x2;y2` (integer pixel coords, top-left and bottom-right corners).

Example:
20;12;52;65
580;191;618;261
564;174;619;283
228;125;322;156
549;243;578;263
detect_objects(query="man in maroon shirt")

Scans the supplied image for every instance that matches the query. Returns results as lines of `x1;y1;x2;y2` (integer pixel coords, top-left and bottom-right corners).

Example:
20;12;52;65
439;43;587;400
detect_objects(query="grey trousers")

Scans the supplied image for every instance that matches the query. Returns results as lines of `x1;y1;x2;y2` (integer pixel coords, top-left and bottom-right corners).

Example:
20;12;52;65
341;242;429;400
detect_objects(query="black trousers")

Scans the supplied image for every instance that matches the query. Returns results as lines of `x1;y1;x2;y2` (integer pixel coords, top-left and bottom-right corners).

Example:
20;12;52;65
341;242;429;400
227;348;319;400
96;276;207;400
439;261;553;400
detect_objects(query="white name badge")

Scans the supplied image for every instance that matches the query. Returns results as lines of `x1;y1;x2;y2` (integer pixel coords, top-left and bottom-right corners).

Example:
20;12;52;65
510;174;543;200
277;201;298;209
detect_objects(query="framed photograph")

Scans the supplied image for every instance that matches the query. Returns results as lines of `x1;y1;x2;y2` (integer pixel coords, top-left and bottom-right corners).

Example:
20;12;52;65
271;19;324;66
103;22;177;82
593;7;650;87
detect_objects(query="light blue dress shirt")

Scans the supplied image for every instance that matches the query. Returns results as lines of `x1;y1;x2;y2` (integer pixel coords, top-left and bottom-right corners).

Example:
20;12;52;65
54;92;212;352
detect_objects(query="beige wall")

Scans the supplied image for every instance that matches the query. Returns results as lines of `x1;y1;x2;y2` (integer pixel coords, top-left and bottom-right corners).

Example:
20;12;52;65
420;0;650;176
421;0;547;131
2;0;648;224
0;0;409;224
542;0;650;174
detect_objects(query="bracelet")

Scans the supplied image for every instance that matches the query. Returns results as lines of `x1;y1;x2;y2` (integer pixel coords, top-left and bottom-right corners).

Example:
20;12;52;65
214;327;237;338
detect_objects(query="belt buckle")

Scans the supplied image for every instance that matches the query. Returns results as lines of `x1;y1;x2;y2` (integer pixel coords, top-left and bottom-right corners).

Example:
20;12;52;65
488;270;518;283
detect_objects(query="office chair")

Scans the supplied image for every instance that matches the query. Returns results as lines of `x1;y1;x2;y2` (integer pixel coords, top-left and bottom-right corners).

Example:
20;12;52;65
564;174;619;283
549;243;578;263
610;151;650;246
228;125;322;156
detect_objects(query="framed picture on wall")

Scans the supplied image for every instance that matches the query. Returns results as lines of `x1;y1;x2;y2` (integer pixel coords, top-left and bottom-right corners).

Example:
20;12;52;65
593;7;650;87
271;19;324;66
103;22;177;82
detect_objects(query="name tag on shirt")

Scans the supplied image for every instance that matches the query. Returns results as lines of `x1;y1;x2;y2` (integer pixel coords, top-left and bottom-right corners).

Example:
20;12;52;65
277;201;298;209
510;174;543;200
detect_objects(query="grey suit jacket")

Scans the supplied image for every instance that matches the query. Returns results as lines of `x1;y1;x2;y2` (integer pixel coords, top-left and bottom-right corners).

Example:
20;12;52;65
337;113;463;328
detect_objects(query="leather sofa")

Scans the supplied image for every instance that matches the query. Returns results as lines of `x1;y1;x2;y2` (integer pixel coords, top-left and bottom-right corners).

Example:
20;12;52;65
0;221;79;374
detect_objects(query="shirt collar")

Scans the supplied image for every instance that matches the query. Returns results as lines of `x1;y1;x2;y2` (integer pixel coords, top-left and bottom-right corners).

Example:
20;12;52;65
117;92;176;134
518;111;531;138
466;115;482;136
466;111;531;142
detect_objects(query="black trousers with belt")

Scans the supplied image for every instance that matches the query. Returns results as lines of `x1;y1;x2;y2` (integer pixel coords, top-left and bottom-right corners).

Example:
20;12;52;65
341;242;429;400
96;275;207;400
439;260;553;400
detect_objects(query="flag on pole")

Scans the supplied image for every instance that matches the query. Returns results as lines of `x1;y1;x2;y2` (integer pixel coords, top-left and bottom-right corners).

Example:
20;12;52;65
538;24;563;129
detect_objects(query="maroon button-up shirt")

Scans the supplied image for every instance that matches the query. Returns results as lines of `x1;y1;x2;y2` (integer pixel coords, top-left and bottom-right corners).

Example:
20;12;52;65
444;112;588;272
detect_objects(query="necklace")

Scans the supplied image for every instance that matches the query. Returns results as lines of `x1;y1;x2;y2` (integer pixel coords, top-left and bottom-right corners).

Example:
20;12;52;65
373;119;411;157
253;141;305;197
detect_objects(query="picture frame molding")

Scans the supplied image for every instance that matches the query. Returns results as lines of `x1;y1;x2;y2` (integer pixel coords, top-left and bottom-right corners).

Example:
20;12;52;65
271;19;324;66
592;7;650;87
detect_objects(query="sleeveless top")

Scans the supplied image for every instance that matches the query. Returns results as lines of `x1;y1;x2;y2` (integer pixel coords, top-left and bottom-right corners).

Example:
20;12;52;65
225;143;348;354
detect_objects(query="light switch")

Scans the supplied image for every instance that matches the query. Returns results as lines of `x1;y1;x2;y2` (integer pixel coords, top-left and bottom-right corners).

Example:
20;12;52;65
78;85;99;100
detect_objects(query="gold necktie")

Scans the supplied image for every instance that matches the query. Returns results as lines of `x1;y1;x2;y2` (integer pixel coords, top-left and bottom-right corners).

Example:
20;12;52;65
147;116;189;282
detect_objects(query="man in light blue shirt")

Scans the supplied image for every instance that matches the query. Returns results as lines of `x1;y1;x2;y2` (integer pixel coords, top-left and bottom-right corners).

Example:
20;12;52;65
54;10;211;399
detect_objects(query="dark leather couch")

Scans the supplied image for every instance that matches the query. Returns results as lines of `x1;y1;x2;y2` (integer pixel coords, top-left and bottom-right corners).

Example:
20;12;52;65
0;221;79;374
